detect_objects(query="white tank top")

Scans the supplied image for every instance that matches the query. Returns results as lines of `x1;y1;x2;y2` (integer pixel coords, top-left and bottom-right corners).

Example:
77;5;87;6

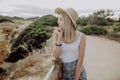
59;32;82;63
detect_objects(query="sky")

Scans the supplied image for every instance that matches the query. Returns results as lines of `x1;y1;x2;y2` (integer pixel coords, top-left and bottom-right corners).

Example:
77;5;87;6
0;0;120;18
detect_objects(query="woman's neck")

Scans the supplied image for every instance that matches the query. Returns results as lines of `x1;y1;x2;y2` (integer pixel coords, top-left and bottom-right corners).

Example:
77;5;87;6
61;30;78;43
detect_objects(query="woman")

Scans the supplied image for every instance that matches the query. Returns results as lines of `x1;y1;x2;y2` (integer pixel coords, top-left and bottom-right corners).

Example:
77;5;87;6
52;8;87;80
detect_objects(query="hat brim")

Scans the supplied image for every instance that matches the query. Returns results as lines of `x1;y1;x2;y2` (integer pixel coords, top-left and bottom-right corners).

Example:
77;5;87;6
55;8;77;30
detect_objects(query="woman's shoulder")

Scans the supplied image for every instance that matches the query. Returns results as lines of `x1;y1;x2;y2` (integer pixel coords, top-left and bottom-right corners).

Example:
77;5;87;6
76;30;84;35
76;30;86;38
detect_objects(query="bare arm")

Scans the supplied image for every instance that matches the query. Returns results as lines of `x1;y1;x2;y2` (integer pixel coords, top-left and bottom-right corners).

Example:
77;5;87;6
52;28;62;58
74;33;86;80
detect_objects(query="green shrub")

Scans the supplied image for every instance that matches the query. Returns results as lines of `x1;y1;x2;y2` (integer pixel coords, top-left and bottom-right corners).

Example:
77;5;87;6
5;43;29;62
112;25;120;32
80;25;108;35
106;32;120;42
6;17;53;62
76;17;88;26
87;16;108;26
34;15;57;26
0;18;14;23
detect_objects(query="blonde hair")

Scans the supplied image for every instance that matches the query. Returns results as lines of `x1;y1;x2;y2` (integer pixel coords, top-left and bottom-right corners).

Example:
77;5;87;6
61;13;78;43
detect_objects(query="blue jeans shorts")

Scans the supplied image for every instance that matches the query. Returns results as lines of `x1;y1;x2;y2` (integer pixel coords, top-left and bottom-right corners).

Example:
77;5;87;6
62;60;87;80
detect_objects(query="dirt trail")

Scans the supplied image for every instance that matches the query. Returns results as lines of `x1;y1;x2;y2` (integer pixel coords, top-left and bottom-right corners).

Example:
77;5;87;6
84;36;120;80
15;20;33;31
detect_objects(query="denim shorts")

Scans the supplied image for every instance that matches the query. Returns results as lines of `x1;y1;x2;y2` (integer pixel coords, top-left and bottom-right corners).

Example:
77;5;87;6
62;60;87;80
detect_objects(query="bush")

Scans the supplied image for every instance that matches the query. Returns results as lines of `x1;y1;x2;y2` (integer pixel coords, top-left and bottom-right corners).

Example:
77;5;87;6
76;17;88;26
5;43;29;62
34;15;57;26
80;25;108;35
112;25;120;32
0;18;14;23
106;32;120;42
87;16;108;26
6;17;52;63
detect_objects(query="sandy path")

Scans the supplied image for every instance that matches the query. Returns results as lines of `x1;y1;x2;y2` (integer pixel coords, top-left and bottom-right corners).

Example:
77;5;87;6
16;20;33;31
84;36;120;80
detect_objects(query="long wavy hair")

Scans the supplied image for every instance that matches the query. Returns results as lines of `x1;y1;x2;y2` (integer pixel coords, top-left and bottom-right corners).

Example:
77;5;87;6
61;13;78;43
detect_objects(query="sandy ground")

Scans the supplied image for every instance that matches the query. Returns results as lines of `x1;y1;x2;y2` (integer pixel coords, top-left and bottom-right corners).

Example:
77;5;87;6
15;20;33;31
84;36;120;80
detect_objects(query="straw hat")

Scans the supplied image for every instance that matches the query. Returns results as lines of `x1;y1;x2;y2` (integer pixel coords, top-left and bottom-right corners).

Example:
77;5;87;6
55;8;78;30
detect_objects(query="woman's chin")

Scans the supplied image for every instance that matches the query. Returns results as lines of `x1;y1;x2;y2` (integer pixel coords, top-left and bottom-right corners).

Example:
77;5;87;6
58;26;61;28
58;25;62;28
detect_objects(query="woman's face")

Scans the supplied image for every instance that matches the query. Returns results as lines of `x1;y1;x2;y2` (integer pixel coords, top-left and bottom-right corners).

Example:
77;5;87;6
57;14;64;29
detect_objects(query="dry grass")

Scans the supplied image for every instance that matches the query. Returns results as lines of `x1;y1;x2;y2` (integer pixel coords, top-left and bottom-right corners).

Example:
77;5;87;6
0;37;54;80
0;20;58;80
0;50;53;80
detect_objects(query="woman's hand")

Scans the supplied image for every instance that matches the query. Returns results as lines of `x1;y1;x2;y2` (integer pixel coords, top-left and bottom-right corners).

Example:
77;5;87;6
56;28;63;41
